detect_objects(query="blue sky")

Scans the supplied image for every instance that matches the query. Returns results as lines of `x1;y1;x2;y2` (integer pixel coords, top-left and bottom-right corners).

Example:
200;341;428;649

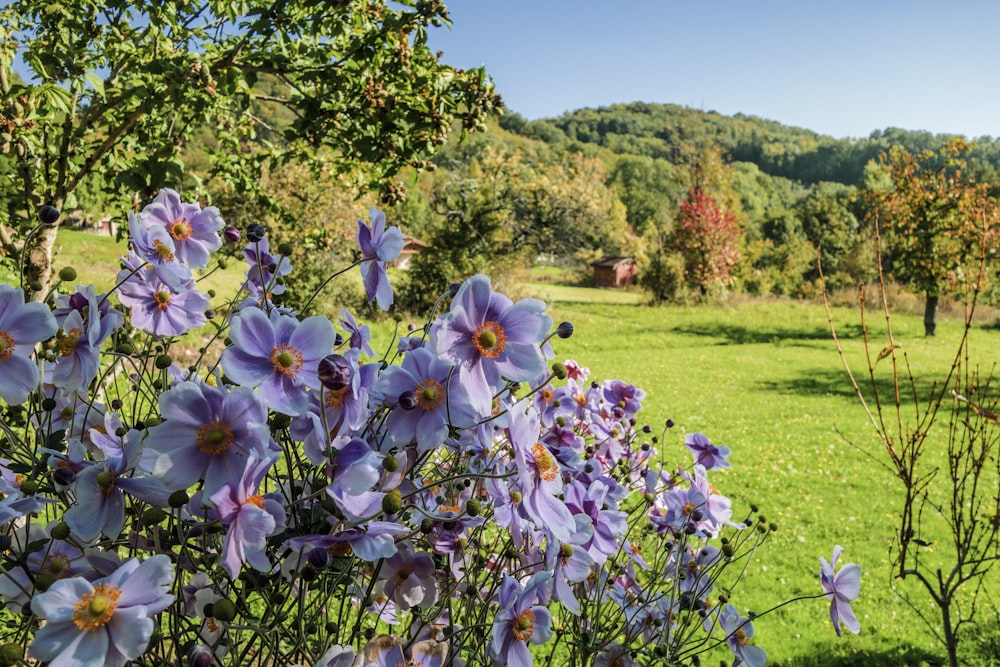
426;0;1000;140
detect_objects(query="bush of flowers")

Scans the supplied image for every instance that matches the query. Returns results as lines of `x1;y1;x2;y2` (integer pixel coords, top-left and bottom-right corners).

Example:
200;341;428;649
0;191;861;667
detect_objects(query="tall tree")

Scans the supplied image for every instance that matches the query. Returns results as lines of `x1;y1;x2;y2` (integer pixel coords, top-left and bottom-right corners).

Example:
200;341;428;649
865;140;995;336
0;0;500;295
674;187;741;294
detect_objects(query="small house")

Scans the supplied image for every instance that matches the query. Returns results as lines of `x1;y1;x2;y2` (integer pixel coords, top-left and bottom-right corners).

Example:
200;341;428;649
391;234;429;270
592;256;637;288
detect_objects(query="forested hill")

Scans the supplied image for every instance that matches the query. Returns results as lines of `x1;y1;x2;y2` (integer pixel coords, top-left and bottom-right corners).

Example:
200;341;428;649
497;102;1000;186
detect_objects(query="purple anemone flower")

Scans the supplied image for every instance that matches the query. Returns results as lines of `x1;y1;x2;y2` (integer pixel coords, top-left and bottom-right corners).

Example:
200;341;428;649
127;214;191;290
357;207;404;310
340;308;375;357
508;402;575;543
243;236;292;299
221;306;335;416
28;555;175;667
210;452;285;579
430;274;552;415
137;188;224;269
0;284;58;405
373;346;478;453
820;545;861;636
141;381;274;496
377;543;438;612
64;427;170;543
685;432;732;470
115;258;209;338
719;603;767;667
490;573;553;667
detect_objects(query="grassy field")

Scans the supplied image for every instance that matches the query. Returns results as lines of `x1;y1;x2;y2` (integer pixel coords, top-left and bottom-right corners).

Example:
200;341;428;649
41;231;1000;665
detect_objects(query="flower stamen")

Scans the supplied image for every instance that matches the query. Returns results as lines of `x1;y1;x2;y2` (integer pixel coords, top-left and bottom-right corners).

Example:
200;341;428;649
531;443;558;482
414;378;445;410
513;608;536;641
197;421;234;455
270;344;304;377
0;330;15;362
169;218;193;241
472;321;506;359
72;582;122;630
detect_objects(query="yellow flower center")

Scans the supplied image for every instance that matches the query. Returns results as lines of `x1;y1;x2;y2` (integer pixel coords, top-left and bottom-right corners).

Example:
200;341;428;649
169;218;193;241
42;552;73;579
0;330;15;362
513;608;536;641
197;421;234;455
153;290;172;311
270;344;304;377
246;494;265;509
73;582;122;630
472;321;506;359
58;327;83;357
152;239;175;262
735;628;749;646
415;378;445;410
531;443;559;482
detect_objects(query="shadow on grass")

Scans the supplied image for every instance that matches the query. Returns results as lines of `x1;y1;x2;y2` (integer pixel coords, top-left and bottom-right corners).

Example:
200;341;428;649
668;322;865;346
775;644;944;667
758;366;955;403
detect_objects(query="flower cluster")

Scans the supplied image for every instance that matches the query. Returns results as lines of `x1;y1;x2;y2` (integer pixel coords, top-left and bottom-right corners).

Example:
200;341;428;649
0;192;861;667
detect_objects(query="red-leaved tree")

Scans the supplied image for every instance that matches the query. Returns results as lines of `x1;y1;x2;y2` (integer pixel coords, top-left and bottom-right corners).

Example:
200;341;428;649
674;187;741;294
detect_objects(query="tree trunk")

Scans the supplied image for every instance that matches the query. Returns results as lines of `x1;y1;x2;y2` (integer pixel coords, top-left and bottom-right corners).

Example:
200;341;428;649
25;224;59;301
923;294;939;337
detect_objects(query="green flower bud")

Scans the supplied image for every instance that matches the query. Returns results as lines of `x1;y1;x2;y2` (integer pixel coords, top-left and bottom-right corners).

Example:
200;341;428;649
142;507;168;526
0;642;22;667
154;354;173;370
168;490;190;508
50;521;71;541
551;362;567;380
277;242;294;256
18;480;38;495
382;489;402;515
382;455;399;472
211;599;237;622
465;499;481;517
58;267;77;282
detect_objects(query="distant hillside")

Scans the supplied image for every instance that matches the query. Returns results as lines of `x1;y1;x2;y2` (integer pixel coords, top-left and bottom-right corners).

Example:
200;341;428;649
499;102;1000;187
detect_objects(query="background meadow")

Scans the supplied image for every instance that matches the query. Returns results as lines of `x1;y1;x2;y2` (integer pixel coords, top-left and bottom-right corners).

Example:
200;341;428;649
52;229;1000;665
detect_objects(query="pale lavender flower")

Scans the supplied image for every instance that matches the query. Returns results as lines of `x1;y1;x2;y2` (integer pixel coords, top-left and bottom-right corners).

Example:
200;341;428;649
378;543;438;612
373;346;478;452
221;306;335;416
821;545;861;636
210;452;285;579
28;555;175;667
430;274;552;415
357;207;403;310
141;381;274;496
138;188;223;269
508;402;574;543
340;308;375;357
719;603;767;667
685;432;732;470
0;284;58;405
115;258;209;338
490;573;553;667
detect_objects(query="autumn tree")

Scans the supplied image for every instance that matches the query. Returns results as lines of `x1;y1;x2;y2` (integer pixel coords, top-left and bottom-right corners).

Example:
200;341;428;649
674;187;741;294
865;140;995;335
0;0;500;295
